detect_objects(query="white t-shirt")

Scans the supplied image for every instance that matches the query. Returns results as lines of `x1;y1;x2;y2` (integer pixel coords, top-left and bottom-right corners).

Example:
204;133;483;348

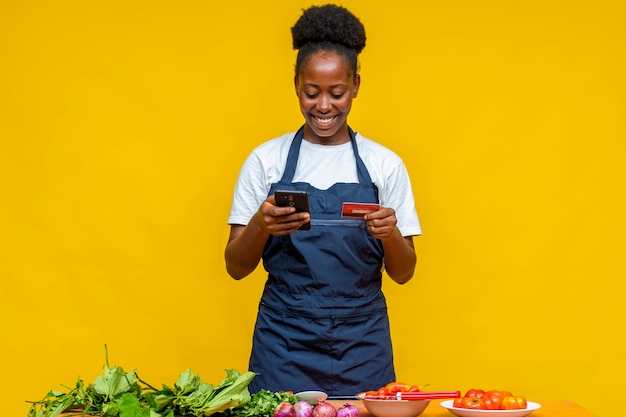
228;130;422;237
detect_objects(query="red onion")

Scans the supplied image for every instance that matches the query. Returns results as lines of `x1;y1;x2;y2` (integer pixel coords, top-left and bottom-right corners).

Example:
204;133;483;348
336;403;359;417
294;400;314;417
274;401;296;417
312;401;336;417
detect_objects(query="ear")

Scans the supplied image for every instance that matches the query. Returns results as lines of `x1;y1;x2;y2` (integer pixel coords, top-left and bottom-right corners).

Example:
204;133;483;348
294;74;300;96
353;74;361;98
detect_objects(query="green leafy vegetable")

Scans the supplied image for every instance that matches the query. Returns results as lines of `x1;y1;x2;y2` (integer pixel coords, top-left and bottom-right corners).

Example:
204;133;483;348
26;347;258;417
228;389;299;417
93;366;138;399
153;368;257;417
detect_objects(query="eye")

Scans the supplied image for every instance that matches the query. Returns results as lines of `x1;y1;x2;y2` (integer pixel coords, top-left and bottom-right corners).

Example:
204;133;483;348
331;93;344;99
305;93;318;99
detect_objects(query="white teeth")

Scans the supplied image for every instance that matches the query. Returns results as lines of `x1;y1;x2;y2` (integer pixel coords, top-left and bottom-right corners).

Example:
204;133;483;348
315;116;335;125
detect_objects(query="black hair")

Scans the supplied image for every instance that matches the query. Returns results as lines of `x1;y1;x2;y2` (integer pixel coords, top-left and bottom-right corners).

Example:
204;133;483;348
291;4;366;77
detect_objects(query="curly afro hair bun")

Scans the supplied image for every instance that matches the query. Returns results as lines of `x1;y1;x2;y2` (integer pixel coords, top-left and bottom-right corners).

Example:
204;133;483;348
291;4;366;54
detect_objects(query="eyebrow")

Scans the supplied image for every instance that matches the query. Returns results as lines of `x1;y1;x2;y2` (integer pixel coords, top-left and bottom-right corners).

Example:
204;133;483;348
303;83;348;89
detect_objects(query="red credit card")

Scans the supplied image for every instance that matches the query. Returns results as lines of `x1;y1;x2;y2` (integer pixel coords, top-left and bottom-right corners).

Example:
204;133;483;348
342;202;380;218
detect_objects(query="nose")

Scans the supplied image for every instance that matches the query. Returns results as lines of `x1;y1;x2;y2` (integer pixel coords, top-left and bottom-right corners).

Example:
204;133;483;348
317;94;332;112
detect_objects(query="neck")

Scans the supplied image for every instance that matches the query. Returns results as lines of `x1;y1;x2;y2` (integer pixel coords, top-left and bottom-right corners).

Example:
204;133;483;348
303;124;351;145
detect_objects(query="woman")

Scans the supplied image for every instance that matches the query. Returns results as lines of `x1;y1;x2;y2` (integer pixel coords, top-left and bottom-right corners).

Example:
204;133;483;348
225;4;421;395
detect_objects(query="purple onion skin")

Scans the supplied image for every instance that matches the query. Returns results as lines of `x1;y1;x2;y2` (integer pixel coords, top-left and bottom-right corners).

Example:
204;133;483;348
274;401;296;417
312;401;337;417
294;400;314;417
336;403;359;417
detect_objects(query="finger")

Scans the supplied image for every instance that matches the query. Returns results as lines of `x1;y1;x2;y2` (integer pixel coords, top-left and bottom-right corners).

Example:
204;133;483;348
262;200;295;217
270;221;304;236
364;207;393;221
366;217;395;229
266;211;309;233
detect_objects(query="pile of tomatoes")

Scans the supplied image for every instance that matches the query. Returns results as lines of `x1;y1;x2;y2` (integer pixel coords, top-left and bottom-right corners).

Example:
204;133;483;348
453;389;527;410
363;381;424;399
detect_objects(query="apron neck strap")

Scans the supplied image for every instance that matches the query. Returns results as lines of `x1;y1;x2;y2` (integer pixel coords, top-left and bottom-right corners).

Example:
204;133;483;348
281;125;373;184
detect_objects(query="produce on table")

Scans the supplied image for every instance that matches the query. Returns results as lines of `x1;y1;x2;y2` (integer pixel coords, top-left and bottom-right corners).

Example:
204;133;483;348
233;390;298;417
363;381;427;399
27;347;310;417
482;390;512;410
27;363;256;417
276;399;340;417
335;403;359;417
501;395;528;410
452;389;528;410
28;348;360;417
310;401;336;417
154;368;257;416
294;400;314;417
274;401;296;417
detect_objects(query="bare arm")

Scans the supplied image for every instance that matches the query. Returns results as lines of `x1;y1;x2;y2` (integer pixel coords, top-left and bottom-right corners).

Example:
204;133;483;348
224;195;311;280
364;207;417;284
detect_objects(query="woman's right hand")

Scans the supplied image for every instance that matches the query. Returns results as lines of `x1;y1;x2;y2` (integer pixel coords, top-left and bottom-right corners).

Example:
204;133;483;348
255;195;310;235
225;195;310;279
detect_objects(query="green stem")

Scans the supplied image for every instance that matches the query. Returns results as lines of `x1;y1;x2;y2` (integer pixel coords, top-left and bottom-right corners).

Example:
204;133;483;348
136;372;159;391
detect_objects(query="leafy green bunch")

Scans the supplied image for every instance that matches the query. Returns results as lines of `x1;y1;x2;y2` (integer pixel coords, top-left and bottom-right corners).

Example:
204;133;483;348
226;390;299;417
27;355;257;417
28;362;152;417
152;369;257;417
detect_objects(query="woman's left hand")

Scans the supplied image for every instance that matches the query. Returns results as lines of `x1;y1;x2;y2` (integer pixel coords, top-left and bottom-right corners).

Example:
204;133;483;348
364;207;399;241
365;206;416;284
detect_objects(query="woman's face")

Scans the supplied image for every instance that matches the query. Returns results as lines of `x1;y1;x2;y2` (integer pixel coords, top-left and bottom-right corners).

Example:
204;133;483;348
295;50;360;145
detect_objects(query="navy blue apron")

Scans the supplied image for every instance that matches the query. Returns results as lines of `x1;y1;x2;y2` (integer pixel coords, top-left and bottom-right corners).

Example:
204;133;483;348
248;126;396;396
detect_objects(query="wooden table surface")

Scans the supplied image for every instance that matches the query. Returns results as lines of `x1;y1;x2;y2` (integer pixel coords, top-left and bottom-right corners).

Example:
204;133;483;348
327;399;597;417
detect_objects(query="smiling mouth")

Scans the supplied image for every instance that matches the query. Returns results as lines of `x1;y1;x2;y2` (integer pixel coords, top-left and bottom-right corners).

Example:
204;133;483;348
313;115;338;125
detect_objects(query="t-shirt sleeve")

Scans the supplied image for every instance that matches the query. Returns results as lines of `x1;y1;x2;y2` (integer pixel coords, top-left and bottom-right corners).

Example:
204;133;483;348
381;159;422;237
227;152;270;226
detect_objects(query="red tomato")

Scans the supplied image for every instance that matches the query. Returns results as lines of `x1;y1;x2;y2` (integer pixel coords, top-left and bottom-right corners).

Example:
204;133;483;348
501;396;528;410
396;382;410;393
482;390;512;410
384;382;409;394
453;397;464;408
461;396;484;409
369;382;425;400
384;382;397;392
376;387;389;397
464;389;486;398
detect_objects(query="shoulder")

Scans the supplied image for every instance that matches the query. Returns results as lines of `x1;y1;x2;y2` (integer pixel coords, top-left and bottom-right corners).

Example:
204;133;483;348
353;132;421;236
229;131;298;225
353;130;413;199
354;132;405;168
238;131;297;179
250;131;296;158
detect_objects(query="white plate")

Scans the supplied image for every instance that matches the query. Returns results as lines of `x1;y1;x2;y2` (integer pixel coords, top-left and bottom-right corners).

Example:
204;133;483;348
440;400;541;417
295;391;328;404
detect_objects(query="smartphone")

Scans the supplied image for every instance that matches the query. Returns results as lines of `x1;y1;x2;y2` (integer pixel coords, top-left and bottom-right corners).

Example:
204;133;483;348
274;190;311;230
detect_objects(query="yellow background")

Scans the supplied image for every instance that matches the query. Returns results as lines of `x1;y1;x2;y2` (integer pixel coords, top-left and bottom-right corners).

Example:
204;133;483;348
1;1;624;416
